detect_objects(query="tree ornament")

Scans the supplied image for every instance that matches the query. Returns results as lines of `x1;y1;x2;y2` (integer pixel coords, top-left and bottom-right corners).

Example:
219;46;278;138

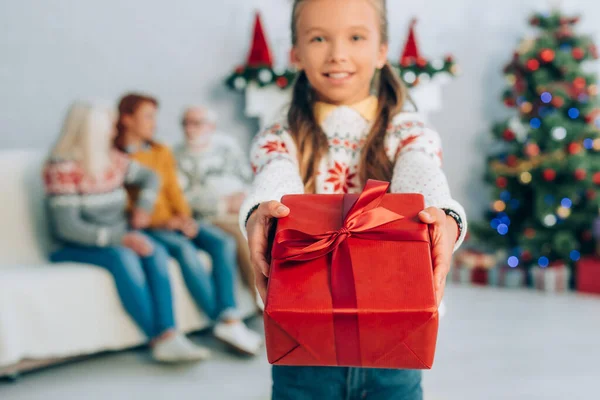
540;48;555;62
572;47;585;60
496;177;508;188
543;168;557;181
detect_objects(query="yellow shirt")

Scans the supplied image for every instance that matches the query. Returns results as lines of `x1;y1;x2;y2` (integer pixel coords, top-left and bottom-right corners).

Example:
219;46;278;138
313;95;378;125
128;142;191;228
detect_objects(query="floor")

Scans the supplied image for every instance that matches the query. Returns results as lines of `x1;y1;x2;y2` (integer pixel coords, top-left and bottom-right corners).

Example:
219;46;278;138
1;285;599;400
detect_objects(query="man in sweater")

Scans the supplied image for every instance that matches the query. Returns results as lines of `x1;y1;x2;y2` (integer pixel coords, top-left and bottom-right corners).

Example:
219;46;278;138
173;106;256;293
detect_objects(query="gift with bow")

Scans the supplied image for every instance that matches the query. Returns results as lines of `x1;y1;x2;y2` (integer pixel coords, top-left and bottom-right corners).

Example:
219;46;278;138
264;180;439;369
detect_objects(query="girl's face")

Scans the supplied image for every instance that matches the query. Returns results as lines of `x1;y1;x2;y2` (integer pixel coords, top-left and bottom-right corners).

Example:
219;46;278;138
123;101;157;141
291;0;388;106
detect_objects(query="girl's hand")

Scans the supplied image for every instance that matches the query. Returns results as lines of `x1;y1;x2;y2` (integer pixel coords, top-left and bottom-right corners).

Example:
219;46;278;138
130;208;152;230
418;207;459;307
122;232;154;257
247;201;290;303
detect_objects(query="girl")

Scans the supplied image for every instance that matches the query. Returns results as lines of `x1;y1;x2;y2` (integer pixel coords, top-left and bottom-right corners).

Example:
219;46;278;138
45;102;211;363
240;0;467;398
115;94;263;356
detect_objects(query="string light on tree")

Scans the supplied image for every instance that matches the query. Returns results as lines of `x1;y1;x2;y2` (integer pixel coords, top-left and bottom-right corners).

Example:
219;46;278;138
543;214;558;227
541;92;553;103
557;206;571;219
551;127;567;140
520;171;533;184
493;200;507;212
568;108;580;119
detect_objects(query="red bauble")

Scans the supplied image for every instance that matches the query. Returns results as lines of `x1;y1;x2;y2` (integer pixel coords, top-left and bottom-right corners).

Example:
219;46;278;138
507;155;518;167
526;59;540;71
593;173;600;185
496;177;508;188
574;77;587;89
525;143;540;157
582;230;593;242
572;47;585;60
445;55;454;63
540;49;555;63
588;189;598;200
530;17;540;26
416;57;428;67
275;76;289;88
524;228;536;239
574;168;587;181
552;96;565;108
504;98;516;107
522;250;533;261
235;66;245;74
543;169;557;181
503;129;516;141
568;142;582;155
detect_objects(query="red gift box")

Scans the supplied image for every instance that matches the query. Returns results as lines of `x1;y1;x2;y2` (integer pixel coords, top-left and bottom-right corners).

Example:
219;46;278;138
576;257;600;295
451;249;498;286
264;180;437;369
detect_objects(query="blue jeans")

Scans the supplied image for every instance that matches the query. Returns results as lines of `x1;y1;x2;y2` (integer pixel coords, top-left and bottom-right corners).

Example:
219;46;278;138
272;366;422;400
146;223;238;321
50;235;175;339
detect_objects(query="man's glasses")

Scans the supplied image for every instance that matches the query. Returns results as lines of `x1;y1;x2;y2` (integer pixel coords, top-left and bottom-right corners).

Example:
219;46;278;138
182;119;208;127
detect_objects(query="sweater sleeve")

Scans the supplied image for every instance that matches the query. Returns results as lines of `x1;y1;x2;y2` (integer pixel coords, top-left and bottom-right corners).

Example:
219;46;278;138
238;123;304;237
123;158;159;212
44;162;127;247
388;113;467;252
162;146;192;218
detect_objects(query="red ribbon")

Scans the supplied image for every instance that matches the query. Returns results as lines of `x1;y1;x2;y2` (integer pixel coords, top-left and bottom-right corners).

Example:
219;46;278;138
272;180;429;366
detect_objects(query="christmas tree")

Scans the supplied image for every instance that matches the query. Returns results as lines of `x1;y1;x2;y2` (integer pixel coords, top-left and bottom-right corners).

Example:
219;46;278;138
472;10;600;272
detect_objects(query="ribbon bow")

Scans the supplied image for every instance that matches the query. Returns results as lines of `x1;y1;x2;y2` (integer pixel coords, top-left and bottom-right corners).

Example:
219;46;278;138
272;180;404;262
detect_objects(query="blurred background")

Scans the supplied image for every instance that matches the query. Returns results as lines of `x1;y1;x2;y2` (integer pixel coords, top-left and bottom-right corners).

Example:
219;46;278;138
2;0;600;399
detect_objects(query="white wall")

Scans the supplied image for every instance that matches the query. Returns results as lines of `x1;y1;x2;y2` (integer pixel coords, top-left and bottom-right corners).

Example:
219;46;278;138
1;0;600;215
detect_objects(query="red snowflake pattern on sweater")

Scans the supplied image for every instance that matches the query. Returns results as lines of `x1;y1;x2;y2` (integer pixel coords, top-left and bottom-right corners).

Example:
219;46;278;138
260;139;288;155
325;161;358;193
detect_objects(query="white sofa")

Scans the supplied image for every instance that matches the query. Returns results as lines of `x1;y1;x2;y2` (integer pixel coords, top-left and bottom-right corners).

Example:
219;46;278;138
0;150;257;377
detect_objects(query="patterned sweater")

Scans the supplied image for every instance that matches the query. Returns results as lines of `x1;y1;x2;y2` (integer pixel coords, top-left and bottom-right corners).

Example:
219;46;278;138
44;150;159;247
174;133;253;218
127;142;192;228
239;98;468;251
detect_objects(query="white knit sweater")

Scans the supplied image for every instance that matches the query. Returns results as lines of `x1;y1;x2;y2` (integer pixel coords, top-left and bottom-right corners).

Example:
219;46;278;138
239;106;467;251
